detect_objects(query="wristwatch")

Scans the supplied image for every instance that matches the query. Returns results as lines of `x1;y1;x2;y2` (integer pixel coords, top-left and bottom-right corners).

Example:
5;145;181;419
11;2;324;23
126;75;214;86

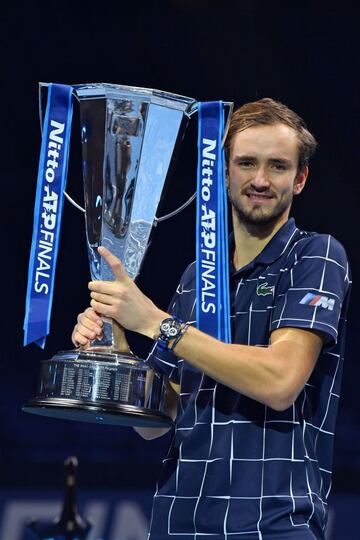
157;317;183;351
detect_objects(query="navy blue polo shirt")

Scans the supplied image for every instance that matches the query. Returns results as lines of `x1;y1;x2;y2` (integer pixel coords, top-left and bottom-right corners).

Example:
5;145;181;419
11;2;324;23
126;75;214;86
146;218;351;540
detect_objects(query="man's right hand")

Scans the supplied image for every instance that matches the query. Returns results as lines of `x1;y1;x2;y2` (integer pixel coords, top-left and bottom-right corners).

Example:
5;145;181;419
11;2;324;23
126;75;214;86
71;307;104;348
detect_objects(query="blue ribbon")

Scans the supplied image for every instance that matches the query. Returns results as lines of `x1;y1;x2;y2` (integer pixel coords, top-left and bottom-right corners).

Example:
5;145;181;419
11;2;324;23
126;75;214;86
196;101;231;343
23;83;73;348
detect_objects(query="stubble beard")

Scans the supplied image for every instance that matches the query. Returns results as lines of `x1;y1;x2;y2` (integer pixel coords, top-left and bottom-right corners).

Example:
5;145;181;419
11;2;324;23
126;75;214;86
229;188;294;229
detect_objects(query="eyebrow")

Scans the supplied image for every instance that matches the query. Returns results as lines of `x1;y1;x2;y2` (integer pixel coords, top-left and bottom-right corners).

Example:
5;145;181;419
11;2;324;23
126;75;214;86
268;158;293;167
232;155;293;166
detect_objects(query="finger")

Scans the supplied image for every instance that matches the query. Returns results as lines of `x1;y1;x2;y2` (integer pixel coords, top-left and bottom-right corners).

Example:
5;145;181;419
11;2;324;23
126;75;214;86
89;291;115;306
77;313;103;335
90;298;114;318
98;246;129;282
71;329;90;348
77;328;104;342
76;322;98;341
88;281;119;295
84;307;103;325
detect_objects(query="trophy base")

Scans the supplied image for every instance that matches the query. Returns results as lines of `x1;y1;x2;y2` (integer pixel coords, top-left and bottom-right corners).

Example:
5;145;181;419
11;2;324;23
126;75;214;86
23;349;173;428
23;398;173;427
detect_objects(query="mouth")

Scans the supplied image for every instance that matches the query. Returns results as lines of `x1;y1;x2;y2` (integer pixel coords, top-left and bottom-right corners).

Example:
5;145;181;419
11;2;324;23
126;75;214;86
246;192;274;203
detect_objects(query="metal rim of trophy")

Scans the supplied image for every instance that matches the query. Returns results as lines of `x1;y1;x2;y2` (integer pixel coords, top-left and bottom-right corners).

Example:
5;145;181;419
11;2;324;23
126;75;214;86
23;398;173;427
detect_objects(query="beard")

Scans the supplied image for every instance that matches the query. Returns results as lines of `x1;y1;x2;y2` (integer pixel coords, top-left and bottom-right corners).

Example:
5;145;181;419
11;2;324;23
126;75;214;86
228;187;294;228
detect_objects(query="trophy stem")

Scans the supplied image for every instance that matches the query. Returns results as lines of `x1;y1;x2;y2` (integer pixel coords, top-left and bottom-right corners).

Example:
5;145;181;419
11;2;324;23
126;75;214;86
112;320;131;353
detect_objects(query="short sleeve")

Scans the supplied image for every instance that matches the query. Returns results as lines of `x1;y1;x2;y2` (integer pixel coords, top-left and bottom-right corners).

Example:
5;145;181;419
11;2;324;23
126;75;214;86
270;234;351;345
145;263;195;383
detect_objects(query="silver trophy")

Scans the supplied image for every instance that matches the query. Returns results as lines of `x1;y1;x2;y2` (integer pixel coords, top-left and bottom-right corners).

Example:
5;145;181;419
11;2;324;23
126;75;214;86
23;83;197;427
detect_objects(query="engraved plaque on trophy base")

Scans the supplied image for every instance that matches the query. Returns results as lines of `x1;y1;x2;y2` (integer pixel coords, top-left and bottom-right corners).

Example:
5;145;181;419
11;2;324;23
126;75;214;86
23;351;173;427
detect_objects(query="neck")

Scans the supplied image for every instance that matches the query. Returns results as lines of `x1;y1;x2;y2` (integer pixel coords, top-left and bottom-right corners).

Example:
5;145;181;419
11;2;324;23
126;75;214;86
232;209;289;270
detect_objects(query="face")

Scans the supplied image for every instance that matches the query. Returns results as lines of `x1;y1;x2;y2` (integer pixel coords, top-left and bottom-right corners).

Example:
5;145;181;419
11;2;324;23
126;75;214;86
227;123;308;228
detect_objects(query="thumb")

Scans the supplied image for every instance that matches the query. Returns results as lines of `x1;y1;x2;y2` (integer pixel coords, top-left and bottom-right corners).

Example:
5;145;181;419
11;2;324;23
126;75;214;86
97;246;129;282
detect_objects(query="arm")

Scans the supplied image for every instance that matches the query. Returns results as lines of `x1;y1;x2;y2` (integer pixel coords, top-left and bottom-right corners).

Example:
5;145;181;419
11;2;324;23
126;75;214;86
88;247;324;411
133;380;179;440
158;325;323;411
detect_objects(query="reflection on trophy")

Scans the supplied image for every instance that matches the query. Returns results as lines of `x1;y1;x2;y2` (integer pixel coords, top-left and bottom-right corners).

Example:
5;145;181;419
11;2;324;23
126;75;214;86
23;83;197;427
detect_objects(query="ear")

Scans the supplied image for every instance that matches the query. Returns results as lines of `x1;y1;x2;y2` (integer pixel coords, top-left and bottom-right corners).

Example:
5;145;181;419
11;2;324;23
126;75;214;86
225;161;230;188
293;166;309;195
226;172;230;189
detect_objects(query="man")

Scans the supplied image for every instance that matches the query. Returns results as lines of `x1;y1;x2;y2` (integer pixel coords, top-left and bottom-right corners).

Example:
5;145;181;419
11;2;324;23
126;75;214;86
72;99;351;539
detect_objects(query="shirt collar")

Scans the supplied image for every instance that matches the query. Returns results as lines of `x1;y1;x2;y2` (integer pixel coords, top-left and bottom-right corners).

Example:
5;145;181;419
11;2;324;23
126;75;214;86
229;218;299;275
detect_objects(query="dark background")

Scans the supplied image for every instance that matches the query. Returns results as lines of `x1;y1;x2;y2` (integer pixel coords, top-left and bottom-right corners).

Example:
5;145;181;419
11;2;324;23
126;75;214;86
1;1;359;538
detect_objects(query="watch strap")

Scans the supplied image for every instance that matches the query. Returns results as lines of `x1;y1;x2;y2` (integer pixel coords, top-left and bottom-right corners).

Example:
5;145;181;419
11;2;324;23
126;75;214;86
156;317;188;351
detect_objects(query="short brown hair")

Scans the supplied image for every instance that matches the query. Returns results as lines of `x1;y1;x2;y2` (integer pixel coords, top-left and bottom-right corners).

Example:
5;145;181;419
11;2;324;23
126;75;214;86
224;98;317;171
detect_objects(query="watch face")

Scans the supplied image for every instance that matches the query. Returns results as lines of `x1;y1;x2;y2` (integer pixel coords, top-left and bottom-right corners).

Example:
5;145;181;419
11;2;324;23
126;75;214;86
160;318;182;338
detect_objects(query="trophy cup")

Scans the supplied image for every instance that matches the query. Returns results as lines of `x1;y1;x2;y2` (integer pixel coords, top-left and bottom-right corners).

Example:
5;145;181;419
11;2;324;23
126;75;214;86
23;83;197;427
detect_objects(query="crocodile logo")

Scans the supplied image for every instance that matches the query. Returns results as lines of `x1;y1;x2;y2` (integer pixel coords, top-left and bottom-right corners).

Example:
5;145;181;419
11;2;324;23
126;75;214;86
256;282;274;296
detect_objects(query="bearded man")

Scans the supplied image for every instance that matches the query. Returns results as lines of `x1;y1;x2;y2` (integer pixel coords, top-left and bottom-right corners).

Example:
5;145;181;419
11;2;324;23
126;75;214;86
72;98;351;540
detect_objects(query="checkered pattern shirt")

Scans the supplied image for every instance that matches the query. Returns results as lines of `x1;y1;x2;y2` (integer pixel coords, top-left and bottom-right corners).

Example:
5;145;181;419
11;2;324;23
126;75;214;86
146;218;351;540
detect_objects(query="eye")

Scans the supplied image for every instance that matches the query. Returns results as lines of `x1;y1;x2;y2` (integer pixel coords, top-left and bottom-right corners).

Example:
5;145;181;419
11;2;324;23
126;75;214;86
237;160;255;168
270;162;288;171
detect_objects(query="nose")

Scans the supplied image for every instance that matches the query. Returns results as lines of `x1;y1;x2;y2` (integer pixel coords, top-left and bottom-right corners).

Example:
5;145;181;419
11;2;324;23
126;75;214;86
251;167;270;191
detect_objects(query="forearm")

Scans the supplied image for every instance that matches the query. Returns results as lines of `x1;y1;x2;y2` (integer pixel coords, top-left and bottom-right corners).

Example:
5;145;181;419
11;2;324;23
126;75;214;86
169;327;282;408
151;325;320;411
134;379;179;440
133;424;172;440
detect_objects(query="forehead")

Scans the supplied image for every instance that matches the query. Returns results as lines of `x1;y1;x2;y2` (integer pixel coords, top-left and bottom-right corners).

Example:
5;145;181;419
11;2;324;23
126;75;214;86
230;123;299;161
